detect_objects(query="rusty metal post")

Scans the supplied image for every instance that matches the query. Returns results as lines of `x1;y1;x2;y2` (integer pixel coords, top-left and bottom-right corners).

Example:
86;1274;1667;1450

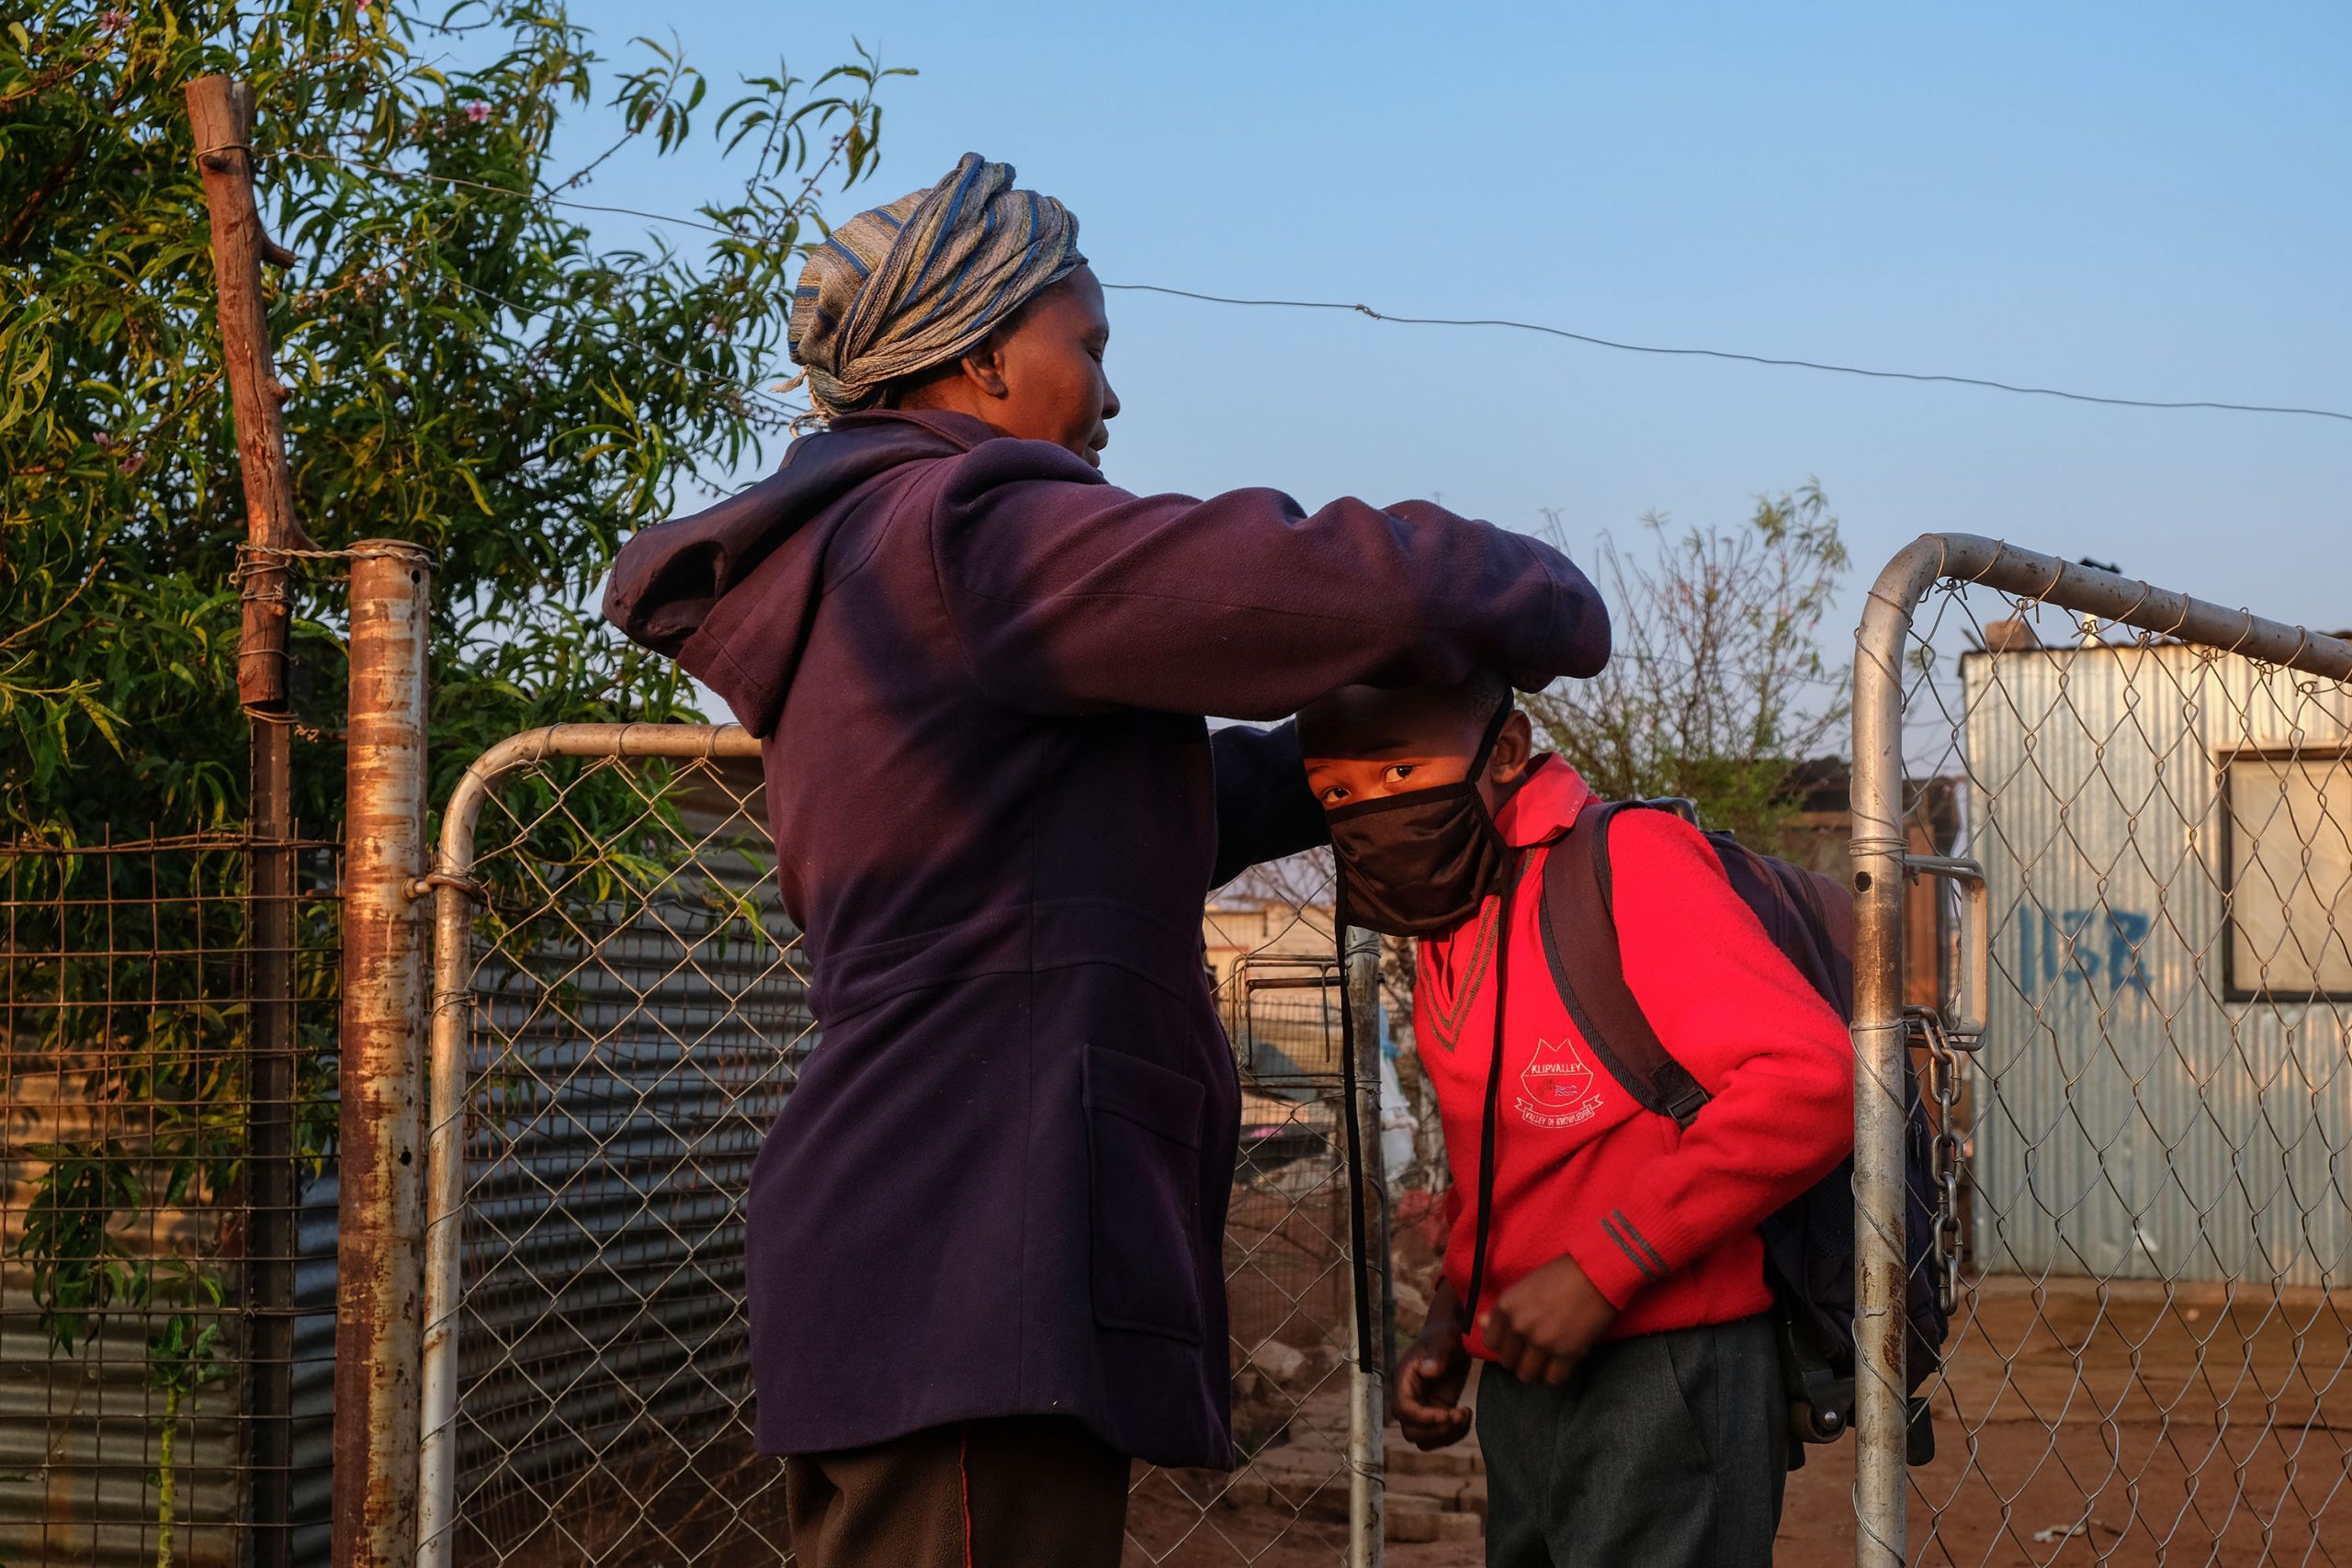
336;542;434;1568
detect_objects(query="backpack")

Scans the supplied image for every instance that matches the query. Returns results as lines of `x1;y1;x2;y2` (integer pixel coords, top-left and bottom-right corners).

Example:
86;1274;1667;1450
1466;797;1949;1468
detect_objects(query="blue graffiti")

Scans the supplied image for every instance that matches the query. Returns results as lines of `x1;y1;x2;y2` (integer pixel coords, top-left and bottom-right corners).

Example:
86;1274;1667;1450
2016;907;2154;998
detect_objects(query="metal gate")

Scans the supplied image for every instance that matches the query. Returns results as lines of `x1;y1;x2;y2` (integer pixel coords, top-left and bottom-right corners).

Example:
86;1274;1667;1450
1851;536;2352;1565
414;724;1389;1568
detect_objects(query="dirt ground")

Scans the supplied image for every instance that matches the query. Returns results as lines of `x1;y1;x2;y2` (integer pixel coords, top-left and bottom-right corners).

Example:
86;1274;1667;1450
1125;1275;2352;1567
458;1275;2350;1566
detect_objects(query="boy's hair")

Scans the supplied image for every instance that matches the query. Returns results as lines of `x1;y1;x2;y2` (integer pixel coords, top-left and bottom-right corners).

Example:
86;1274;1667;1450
1441;668;1514;724
1298;669;1513;753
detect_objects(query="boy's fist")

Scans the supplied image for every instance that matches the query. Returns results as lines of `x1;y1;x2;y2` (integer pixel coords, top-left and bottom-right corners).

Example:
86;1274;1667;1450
1479;1254;1619;1387
1392;1285;1474;1450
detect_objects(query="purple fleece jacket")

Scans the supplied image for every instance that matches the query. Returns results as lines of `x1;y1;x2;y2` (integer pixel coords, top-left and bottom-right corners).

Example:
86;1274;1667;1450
603;408;1608;1467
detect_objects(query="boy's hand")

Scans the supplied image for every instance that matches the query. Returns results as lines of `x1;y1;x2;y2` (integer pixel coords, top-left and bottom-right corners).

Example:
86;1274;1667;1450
1392;1285;1474;1450
1479;1254;1619;1387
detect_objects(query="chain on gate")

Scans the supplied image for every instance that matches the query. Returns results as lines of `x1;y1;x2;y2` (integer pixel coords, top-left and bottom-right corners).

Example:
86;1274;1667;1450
1906;1009;1968;1317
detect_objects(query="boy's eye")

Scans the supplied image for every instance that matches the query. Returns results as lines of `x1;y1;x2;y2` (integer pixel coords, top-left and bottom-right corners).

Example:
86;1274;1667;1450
1384;763;1417;785
1318;784;1351;806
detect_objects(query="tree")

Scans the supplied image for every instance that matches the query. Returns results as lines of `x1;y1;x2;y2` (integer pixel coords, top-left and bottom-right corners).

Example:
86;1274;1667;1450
1;6;906;1552
1525;482;1851;847
2;0;910;840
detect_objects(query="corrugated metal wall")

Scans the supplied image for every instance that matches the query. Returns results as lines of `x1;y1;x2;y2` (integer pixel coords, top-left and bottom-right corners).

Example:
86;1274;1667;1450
1962;642;2352;1285
287;1170;341;1567
0;1094;339;1568
0;1073;243;1568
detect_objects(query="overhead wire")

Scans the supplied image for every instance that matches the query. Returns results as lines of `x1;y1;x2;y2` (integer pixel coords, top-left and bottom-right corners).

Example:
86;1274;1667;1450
273;147;2352;429
1102;284;2352;427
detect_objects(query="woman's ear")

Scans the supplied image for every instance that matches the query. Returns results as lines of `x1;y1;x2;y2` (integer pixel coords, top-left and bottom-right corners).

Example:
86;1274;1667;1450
957;330;1012;400
1487;710;1536;785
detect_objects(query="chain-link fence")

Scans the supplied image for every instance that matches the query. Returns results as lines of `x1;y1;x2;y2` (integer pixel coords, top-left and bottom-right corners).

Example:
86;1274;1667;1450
0;834;341;1568
417;730;797;1568
417;726;1389;1568
1138;874;1385;1564
1853;536;2352;1566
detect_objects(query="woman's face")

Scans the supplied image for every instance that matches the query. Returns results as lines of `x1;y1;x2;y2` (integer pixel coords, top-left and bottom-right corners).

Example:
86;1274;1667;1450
989;265;1121;467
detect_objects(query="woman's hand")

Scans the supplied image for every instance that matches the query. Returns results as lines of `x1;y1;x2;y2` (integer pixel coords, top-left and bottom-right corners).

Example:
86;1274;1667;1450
1393;1280;1475;1450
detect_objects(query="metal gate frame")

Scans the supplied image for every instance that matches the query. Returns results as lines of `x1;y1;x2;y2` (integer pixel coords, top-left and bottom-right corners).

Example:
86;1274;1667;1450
1849;534;2352;1566
413;722;1390;1567
416;722;763;1568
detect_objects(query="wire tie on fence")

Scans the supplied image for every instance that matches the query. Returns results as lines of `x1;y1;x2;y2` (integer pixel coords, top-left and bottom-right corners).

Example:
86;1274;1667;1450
2033;554;2067;603
409;871;488;904
236;540;444;575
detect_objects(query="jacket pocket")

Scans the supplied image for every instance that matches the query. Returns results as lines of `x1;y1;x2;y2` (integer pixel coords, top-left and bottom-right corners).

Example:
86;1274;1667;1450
1083;1044;1206;1343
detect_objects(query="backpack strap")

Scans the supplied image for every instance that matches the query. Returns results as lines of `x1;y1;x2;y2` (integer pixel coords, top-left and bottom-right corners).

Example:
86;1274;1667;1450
1538;800;1712;1130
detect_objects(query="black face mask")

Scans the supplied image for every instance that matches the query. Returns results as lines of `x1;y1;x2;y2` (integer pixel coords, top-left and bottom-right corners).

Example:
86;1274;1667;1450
1325;701;1515;937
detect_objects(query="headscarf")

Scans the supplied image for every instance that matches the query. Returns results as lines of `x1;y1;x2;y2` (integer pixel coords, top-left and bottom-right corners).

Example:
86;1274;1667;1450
786;152;1085;419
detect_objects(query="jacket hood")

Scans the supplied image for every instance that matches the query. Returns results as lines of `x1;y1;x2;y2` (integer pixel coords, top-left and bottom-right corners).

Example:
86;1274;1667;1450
601;408;991;736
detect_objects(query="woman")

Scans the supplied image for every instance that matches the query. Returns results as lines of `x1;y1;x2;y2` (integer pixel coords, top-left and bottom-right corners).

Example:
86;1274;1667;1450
605;152;1611;1568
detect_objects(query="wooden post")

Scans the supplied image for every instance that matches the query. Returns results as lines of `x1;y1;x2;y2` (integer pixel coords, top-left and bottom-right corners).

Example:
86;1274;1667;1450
186;74;311;709
185;73;307;1568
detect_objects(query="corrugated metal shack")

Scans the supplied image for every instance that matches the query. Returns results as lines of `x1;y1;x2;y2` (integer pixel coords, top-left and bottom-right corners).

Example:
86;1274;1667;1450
1962;639;2352;1286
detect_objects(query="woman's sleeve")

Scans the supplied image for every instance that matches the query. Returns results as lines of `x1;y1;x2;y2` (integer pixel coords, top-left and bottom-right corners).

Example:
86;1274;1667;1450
1208;722;1329;888
929;446;1611;720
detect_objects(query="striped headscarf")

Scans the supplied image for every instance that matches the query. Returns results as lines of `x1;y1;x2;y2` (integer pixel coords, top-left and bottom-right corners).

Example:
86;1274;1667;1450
787;152;1086;419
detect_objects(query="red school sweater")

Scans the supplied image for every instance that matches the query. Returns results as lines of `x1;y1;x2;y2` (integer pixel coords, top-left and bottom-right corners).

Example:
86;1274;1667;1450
1416;756;1854;1359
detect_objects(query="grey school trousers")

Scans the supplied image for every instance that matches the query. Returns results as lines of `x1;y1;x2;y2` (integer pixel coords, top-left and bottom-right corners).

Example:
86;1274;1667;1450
1476;1313;1788;1568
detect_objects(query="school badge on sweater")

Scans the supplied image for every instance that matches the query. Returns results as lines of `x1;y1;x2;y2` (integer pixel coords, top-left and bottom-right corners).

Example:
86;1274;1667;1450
1515;1037;1603;1129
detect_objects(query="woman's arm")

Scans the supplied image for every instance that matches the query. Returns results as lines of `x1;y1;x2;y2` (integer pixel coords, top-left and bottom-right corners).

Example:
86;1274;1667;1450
929;442;1611;720
1208;722;1328;888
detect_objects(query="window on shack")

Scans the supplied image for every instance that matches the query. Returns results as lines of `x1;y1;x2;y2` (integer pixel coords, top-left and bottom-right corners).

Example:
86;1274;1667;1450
2222;753;2352;999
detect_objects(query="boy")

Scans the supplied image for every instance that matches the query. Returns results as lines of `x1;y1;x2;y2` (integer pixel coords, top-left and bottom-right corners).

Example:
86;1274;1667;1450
1298;672;1853;1567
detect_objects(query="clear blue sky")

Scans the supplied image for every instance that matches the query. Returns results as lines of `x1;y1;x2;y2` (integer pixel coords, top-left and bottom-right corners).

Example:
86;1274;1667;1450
553;0;2351;633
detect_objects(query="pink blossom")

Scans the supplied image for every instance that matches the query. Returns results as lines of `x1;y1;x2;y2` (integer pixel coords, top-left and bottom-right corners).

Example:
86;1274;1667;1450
118;453;144;476
98;9;128;31
465;102;492;124
93;431;117;449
